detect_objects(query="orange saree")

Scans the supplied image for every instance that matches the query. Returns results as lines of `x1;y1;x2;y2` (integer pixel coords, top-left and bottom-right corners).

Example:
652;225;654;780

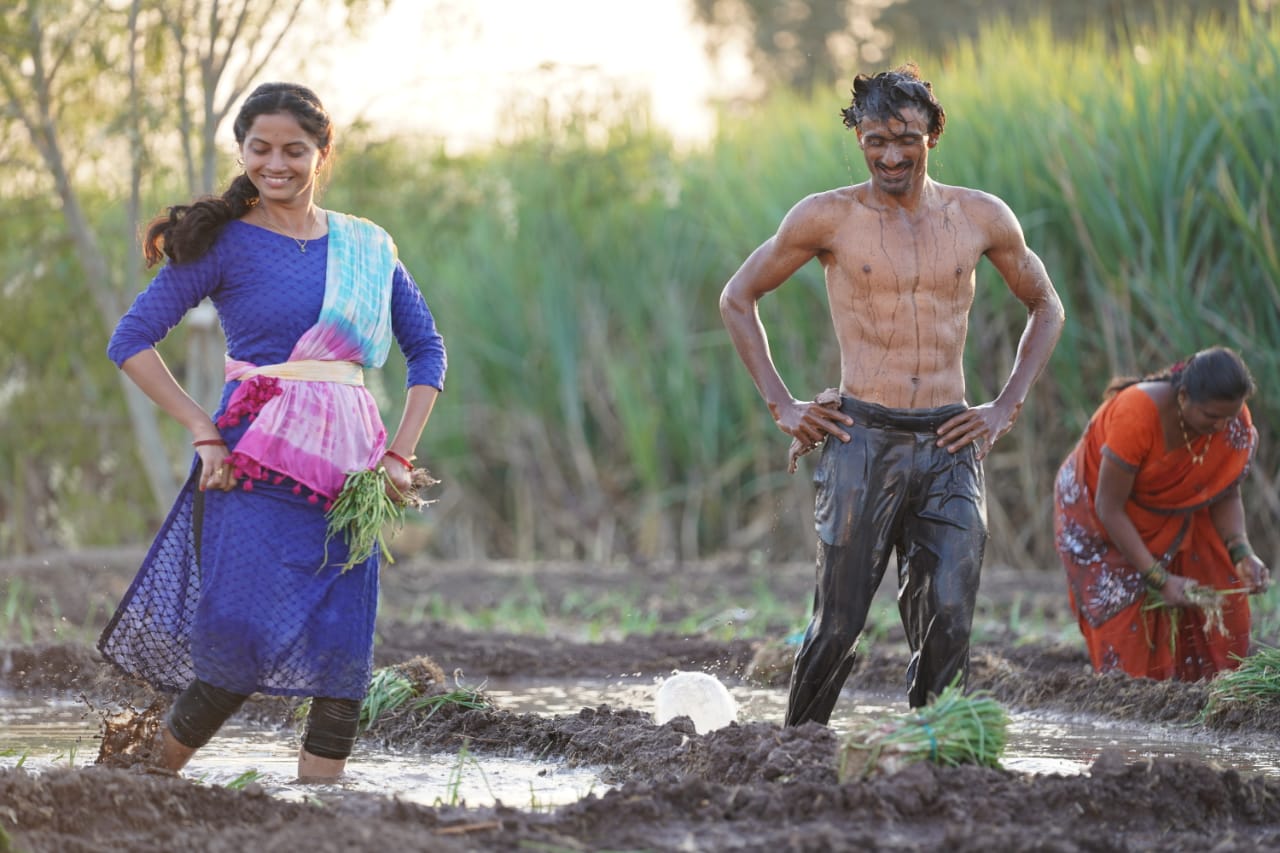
1054;386;1256;680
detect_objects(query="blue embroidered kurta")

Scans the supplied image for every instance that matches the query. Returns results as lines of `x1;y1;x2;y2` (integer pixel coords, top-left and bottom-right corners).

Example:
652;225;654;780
100;220;446;699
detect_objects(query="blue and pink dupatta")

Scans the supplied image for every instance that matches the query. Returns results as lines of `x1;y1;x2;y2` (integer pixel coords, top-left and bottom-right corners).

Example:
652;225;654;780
219;212;396;501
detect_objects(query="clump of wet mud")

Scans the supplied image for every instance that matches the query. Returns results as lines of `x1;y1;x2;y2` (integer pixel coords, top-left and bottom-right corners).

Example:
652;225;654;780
95;697;166;768
387;654;448;693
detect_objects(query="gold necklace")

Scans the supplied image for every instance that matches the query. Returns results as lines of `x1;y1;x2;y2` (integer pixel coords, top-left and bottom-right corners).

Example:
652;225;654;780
1178;411;1210;465
258;204;313;253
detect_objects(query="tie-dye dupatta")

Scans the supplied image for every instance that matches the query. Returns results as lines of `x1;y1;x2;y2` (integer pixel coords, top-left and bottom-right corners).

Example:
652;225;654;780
221;213;395;500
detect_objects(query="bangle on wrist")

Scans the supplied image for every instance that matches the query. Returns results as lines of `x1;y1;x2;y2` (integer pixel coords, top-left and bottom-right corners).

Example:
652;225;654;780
193;438;226;448
1228;540;1255;565
383;450;415;471
1142;560;1168;588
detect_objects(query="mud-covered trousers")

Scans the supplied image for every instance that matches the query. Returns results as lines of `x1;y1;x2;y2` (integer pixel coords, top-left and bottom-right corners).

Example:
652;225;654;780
785;396;987;726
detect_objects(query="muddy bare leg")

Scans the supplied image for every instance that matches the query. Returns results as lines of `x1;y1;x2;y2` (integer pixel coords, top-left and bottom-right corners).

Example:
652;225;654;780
155;726;199;771
296;696;361;782
162;678;249;770
296;749;347;782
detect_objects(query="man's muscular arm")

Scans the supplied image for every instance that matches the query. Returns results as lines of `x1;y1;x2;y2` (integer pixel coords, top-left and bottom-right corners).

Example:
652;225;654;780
720;193;854;448
936;193;1065;457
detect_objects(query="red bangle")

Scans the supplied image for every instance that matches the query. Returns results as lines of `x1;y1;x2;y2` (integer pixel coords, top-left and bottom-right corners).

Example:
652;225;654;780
192;438;226;448
384;450;415;470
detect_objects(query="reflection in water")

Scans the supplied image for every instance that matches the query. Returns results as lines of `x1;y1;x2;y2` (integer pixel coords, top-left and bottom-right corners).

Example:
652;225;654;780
4;678;1278;809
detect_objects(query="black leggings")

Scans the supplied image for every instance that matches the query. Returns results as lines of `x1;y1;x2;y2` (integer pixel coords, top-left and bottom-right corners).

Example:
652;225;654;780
167;679;362;760
785;396;987;725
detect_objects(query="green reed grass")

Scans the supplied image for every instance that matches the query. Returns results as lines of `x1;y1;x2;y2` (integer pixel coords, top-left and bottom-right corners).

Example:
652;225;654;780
318;7;1280;572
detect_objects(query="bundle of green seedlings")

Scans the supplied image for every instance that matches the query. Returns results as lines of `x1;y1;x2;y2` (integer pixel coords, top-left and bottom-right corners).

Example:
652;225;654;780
837;683;1008;781
1201;645;1280;721
295;659;489;735
324;464;439;572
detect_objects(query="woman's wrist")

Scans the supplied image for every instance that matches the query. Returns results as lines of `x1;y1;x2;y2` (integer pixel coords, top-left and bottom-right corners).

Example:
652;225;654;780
1142;560;1169;588
383;449;416;471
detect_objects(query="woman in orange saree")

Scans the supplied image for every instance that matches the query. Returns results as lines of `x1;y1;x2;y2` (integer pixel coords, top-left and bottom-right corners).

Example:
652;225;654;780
1054;347;1269;680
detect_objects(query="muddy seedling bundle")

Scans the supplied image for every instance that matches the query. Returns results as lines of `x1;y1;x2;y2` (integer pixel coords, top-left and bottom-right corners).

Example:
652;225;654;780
837;684;1009;780
324;465;439;572
1201;645;1280;722
294;657;491;739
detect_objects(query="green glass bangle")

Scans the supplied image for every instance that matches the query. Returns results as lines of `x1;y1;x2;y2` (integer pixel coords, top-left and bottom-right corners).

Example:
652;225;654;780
1228;541;1255;564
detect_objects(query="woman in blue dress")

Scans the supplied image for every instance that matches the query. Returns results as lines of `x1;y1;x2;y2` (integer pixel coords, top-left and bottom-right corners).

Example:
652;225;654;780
102;82;447;782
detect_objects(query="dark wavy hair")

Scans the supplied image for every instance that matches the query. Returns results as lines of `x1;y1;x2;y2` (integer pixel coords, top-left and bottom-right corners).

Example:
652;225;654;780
142;82;333;267
841;62;946;139
1104;346;1255;403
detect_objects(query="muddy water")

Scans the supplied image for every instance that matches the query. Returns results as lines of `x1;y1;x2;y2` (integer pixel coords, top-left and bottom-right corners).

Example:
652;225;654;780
0;693;603;808
4;680;1278;809
482;677;1280;778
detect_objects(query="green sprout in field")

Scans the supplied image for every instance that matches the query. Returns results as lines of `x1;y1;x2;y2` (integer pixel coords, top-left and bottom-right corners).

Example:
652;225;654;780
435;739;494;808
226;769;263;790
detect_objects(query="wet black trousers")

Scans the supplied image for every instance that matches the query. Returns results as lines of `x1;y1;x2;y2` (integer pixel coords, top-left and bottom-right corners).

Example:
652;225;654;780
784;396;987;726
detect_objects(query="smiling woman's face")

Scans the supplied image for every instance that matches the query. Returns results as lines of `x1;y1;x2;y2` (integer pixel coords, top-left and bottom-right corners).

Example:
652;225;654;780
240;112;328;205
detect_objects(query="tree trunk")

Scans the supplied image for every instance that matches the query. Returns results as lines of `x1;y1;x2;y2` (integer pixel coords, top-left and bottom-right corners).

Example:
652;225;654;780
54;168;179;511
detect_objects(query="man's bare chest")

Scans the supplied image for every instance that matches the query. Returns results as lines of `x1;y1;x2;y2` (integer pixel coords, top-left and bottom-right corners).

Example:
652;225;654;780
836;207;985;276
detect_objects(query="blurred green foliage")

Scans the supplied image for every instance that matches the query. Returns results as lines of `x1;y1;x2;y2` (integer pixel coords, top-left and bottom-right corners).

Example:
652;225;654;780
877;0;1256;58
1;7;1277;575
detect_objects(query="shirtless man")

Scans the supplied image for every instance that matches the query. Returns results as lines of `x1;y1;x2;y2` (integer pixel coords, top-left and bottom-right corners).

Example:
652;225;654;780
720;64;1065;724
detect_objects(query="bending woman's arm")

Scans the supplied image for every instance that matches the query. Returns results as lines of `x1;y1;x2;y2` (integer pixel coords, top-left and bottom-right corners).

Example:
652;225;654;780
1094;451;1195;607
1209;486;1271;593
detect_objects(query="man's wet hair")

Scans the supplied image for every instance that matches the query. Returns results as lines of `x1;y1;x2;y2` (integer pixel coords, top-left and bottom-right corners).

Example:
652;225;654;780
841;63;946;138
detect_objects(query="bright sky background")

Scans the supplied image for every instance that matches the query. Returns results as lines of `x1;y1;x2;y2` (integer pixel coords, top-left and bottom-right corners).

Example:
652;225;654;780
293;0;749;152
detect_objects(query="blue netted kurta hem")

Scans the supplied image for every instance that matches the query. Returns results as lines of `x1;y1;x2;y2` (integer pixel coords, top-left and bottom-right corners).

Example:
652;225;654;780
98;461;378;701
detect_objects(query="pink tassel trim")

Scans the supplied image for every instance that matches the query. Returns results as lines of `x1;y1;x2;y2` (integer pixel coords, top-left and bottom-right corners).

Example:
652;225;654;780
216;375;283;428
224;449;330;506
